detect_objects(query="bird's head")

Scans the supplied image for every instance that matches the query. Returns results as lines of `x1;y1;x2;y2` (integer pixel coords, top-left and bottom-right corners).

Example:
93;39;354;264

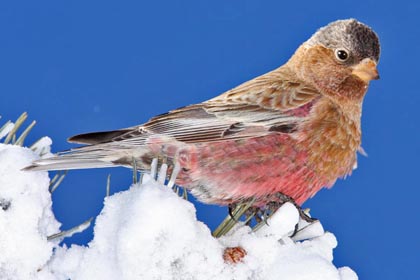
288;19;380;102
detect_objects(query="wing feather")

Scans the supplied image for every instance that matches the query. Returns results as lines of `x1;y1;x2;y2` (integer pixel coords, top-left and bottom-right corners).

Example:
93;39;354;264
69;68;320;145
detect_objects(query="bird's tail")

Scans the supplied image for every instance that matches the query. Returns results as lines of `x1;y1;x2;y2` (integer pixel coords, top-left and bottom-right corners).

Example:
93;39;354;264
23;144;150;172
23;157;116;171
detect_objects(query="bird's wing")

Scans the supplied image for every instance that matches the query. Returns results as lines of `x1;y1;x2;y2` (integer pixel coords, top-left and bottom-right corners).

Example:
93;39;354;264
69;69;320;145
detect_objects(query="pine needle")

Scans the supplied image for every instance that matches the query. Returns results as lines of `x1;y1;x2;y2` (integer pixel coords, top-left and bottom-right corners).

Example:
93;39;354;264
132;157;138;184
212;198;256;238
47;217;93;241
0;120;13;140
14;120;36;146
4;112;28;144
49;171;68;193
29;137;50;156
182;187;188;200
106;174;111;197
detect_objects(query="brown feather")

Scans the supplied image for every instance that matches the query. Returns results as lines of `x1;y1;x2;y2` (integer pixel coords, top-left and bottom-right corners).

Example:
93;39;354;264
73;68;321;146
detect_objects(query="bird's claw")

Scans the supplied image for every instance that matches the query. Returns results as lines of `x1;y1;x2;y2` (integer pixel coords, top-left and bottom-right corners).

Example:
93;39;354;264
227;192;318;236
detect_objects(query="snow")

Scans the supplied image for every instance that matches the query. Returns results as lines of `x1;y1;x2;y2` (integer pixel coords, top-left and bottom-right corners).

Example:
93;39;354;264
30;136;53;157
0;142;358;280
0;122;14;140
254;202;300;239
0;144;60;279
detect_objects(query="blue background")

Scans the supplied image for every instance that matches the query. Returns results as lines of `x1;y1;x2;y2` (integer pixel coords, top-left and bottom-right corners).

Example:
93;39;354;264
1;1;418;279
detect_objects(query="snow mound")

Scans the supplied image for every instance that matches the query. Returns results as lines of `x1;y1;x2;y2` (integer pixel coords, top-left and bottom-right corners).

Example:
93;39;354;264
0;143;358;280
0;144;60;279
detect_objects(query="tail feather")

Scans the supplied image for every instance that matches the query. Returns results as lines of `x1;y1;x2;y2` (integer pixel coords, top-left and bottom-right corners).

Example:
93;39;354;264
68;129;132;144
23;157;117;171
23;143;152;172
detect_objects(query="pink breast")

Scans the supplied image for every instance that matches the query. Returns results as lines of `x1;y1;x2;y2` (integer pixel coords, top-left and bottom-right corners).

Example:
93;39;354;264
177;134;328;205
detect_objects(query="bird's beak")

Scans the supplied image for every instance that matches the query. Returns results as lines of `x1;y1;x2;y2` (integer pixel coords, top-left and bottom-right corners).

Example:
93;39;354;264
351;58;380;82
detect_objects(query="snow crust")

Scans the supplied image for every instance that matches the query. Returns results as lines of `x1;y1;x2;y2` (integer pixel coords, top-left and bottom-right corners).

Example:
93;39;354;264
0;143;358;280
0;144;60;279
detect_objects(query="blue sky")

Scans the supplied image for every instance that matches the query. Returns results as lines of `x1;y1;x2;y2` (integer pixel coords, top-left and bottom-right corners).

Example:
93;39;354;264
1;1;419;279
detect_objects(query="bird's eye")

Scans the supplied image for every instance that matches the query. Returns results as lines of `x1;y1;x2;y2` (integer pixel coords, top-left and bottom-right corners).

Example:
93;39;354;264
335;49;349;62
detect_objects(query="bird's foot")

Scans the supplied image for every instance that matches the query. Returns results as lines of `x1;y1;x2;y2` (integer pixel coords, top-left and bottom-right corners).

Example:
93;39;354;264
268;192;317;224
265;193;318;237
231;193;318;235
220;194;319;239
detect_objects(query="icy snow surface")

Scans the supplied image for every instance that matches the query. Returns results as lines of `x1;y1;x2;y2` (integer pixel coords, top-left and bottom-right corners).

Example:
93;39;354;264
0;143;358;280
0;144;60;279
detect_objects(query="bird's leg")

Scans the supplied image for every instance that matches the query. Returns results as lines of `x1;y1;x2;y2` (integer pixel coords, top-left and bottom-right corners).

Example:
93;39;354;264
299;209;317;223
271;193;317;223
250;208;262;224
249;206;274;226
251;193;318;234
226;203;268;226
226;203;250;223
261;207;272;225
250;203;281;232
244;206;261;226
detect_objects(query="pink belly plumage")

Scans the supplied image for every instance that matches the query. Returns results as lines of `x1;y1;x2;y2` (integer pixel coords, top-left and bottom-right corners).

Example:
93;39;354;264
176;134;328;206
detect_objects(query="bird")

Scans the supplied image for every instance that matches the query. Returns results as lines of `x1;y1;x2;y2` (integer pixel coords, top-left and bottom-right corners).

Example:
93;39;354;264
25;19;380;210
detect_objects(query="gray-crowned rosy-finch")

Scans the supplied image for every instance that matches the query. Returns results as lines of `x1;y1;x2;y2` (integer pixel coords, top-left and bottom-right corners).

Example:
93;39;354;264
26;19;380;208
